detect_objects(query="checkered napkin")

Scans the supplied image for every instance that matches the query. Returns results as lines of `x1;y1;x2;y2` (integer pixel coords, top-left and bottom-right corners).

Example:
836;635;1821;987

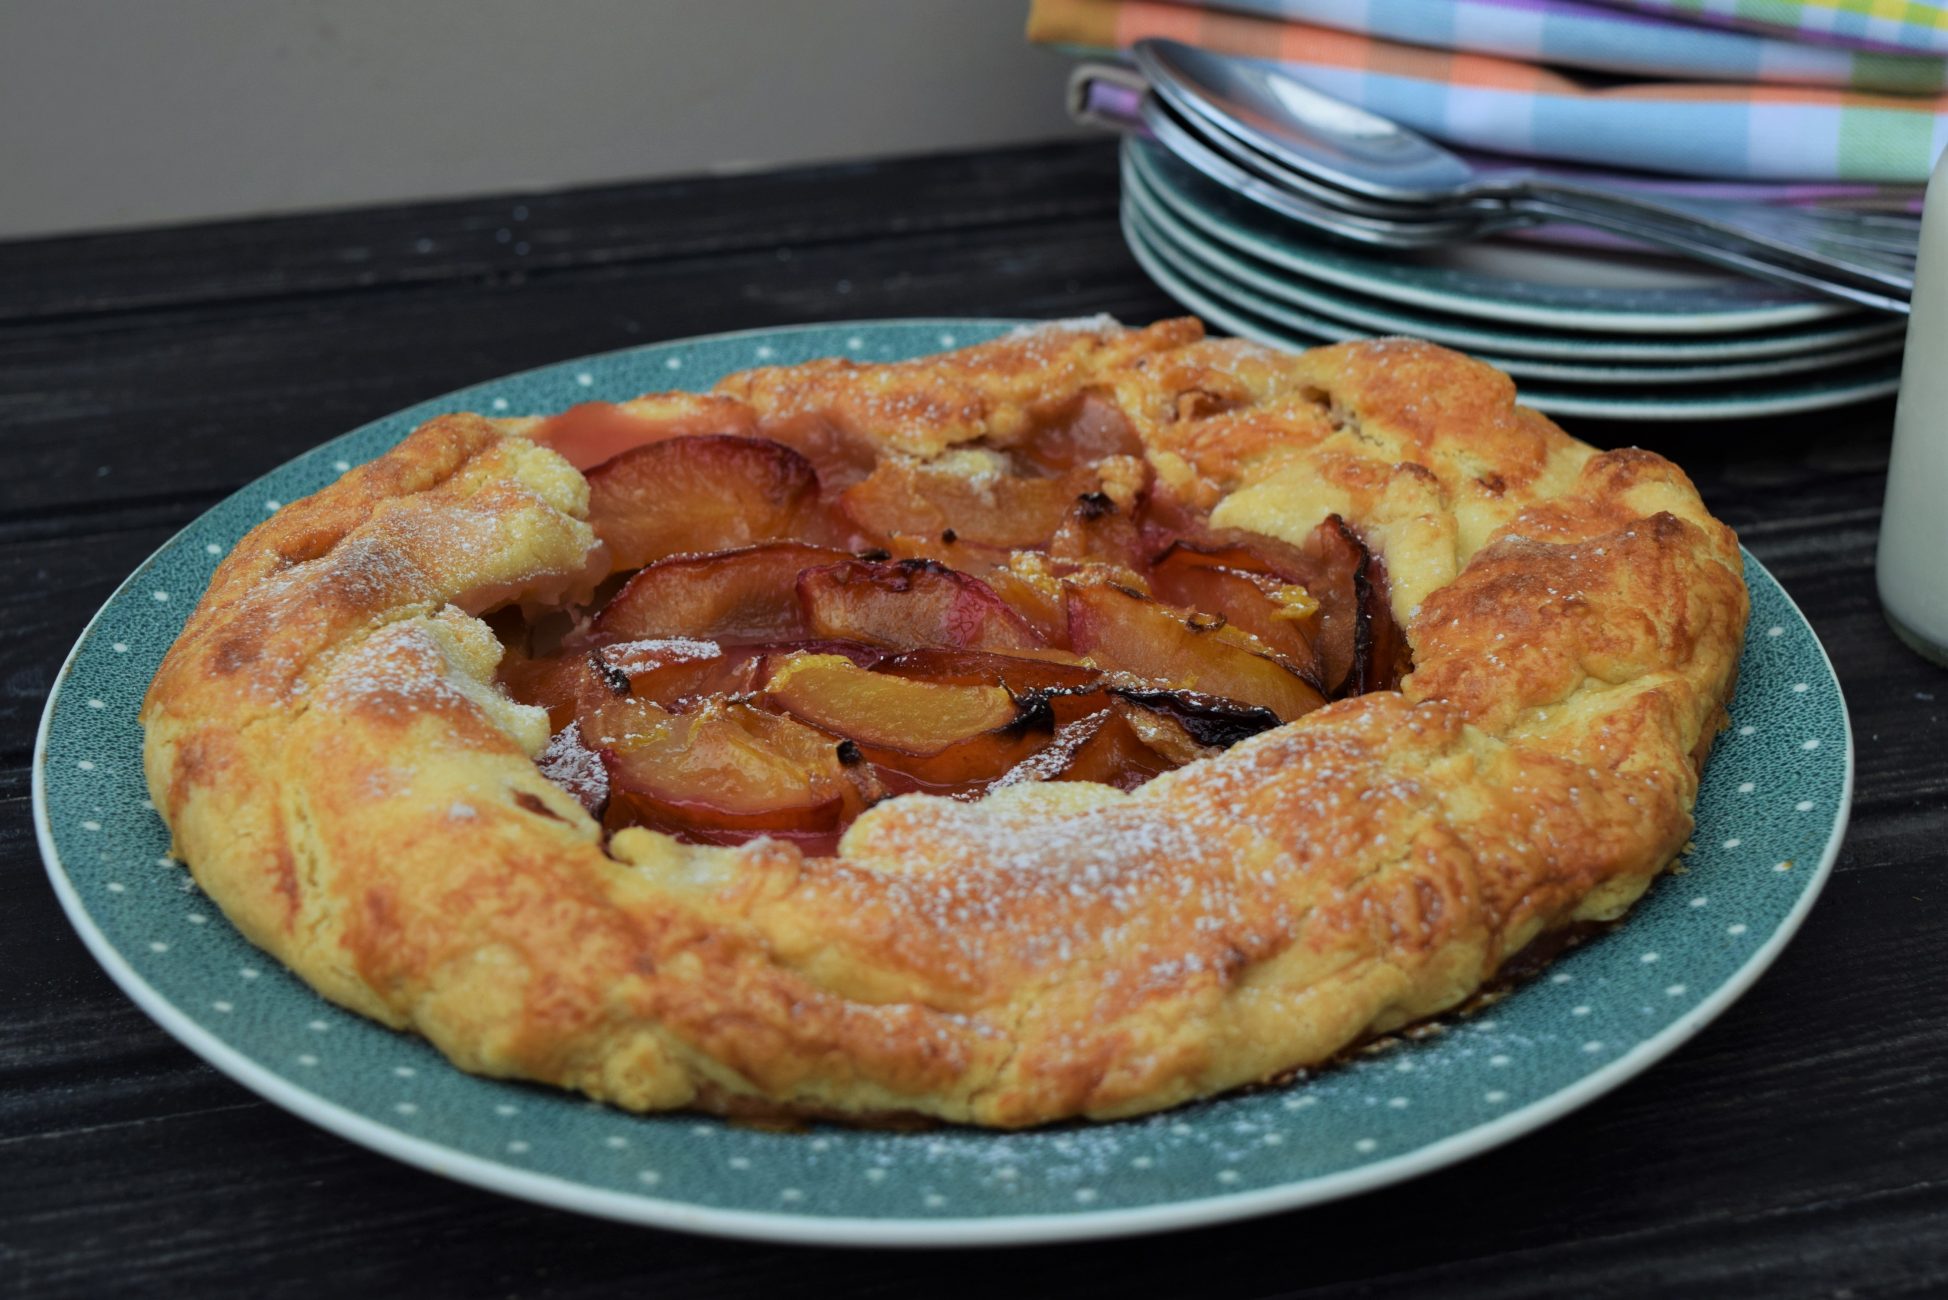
1595;0;1948;56
1028;0;1948;181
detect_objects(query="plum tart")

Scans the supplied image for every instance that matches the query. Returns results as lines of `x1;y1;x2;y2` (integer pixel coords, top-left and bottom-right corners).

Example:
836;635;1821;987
141;318;1747;1126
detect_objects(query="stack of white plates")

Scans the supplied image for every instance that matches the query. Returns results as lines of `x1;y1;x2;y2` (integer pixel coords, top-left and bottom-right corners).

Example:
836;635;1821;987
1121;138;1906;420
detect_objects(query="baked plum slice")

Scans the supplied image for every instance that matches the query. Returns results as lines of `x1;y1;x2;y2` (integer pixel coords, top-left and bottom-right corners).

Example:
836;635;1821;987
876;647;1100;693
1145;518;1409;699
975;555;1074;645
600;638;781;711
752;412;882;493
1014;391;1145;473
798;557;1046;652
1065;581;1327;722
1049;488;1151;572
839;456;1074;549
535;721;610;815
591;542;851;643
1286;515;1412;698
1108;687;1282;751
990;708;1174;792
585;434;833;569
529;395;759;470
589;696;881;852
765;652;1052;789
877;529;1016;575
1149;542;1320;666
877;647;1106;725
501;637;751;730
499;647;626;731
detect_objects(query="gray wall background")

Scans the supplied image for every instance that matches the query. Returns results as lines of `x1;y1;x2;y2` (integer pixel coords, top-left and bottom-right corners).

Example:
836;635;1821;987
0;1;1082;239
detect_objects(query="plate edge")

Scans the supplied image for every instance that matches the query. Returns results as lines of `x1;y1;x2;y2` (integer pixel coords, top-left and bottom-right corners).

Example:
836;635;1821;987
29;329;1853;1248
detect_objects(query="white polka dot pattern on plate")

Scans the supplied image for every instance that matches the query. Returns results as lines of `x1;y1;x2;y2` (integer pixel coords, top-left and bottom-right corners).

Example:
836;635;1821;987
34;320;1847;1237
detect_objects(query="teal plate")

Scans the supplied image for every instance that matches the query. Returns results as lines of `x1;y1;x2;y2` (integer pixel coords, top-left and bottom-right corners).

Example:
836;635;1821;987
1124;209;1904;421
1124;164;1905;385
1127;140;1873;339
36;319;1851;1246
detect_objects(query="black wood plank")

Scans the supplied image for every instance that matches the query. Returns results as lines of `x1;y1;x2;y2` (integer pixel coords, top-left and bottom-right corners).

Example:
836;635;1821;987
0;221;1173;527
5;851;1946;1299
0;143;1122;325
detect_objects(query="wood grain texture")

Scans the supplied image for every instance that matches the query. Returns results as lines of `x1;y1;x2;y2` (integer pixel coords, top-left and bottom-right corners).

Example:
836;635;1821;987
1;140;1943;1298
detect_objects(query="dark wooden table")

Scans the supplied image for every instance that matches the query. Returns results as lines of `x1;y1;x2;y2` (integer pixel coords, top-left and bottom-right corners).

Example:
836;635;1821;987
3;140;1944;1298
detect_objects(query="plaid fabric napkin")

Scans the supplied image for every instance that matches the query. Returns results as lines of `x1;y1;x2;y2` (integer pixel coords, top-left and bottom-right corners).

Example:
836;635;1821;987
1595;0;1948;56
1029;0;1948;180
1081;0;1948;87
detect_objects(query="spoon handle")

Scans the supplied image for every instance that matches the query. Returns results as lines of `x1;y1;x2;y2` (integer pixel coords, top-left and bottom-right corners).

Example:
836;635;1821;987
1520;185;1916;296
1518;194;1912;314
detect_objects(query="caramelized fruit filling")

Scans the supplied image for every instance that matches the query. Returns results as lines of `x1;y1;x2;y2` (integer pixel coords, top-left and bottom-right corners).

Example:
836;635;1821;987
497;400;1411;855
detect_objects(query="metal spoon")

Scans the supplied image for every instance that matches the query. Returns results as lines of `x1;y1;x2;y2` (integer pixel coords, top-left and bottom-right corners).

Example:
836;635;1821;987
1134;38;1914;309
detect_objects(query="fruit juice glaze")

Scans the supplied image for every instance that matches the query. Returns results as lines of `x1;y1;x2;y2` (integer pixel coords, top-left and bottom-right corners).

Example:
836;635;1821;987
499;393;1408;855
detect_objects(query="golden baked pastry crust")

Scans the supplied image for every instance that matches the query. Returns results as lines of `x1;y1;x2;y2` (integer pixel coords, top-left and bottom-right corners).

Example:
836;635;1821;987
141;319;1746;1127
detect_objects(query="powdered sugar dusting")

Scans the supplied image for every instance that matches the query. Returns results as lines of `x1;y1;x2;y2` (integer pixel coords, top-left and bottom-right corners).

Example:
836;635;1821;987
602;637;721;668
989;716;1104;790
538;722;608;814
1001;314;1121;342
317;620;475;714
822;789;1288;991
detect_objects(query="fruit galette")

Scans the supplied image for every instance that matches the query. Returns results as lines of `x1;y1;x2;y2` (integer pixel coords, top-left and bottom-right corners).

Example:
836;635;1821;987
142;318;1746;1127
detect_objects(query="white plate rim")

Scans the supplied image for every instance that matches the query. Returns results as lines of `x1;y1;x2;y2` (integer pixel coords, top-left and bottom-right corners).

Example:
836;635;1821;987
34;318;1853;1248
1124;171;1904;377
1127;140;1859;336
1123;215;1903;420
